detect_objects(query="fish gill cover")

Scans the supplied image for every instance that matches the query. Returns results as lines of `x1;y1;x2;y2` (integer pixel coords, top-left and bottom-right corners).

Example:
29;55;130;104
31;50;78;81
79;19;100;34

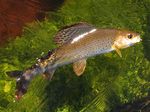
0;0;150;112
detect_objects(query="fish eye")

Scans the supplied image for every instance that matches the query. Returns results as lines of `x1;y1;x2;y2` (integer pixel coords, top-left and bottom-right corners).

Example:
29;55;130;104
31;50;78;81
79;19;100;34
127;34;133;39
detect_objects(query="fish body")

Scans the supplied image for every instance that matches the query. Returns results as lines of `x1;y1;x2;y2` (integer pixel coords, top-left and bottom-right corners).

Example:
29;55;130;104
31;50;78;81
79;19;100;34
54;29;116;66
6;22;141;99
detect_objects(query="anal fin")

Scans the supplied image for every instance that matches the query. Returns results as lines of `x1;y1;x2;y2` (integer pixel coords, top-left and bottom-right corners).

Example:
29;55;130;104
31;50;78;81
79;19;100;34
73;59;87;76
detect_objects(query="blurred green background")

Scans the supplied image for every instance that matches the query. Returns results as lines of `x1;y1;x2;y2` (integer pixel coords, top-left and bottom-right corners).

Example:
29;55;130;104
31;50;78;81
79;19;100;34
0;0;150;112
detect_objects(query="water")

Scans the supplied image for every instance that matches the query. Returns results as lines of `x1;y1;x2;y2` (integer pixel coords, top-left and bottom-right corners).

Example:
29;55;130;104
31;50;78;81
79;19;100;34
0;0;150;112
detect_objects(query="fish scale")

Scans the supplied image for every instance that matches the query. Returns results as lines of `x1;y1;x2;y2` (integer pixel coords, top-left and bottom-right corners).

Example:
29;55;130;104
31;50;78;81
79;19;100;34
53;29;116;67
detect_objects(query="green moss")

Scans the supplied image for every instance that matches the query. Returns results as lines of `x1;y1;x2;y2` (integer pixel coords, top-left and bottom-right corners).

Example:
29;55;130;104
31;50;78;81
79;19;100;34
0;0;150;112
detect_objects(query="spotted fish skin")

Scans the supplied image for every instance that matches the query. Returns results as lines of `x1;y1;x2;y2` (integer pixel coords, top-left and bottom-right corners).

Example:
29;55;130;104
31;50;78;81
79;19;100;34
53;29;117;67
6;22;141;99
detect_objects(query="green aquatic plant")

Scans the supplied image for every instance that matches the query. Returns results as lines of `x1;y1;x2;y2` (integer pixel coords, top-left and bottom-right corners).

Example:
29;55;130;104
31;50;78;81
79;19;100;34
0;0;150;112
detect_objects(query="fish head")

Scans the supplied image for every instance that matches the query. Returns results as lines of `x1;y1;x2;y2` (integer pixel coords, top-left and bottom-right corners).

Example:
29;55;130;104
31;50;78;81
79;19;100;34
114;30;141;49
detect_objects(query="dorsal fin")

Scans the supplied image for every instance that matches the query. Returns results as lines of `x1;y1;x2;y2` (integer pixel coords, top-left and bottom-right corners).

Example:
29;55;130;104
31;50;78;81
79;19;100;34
54;22;96;46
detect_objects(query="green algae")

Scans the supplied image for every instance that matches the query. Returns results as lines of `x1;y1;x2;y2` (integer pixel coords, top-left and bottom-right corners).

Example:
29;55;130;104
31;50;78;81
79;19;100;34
0;0;150;112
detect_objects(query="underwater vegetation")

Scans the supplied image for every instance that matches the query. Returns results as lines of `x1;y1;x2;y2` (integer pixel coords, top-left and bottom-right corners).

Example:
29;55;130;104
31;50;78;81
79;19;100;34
0;0;150;112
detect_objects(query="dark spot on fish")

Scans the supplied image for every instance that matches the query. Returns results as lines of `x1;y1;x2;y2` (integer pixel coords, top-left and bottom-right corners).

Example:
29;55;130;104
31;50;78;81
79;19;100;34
39;49;55;62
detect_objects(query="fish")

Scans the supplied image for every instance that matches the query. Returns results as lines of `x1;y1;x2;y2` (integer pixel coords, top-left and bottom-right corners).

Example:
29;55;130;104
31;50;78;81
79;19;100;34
6;22;141;100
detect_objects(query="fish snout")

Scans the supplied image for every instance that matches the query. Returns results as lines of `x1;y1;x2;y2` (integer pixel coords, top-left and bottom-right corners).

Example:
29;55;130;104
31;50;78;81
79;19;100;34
140;38;142;42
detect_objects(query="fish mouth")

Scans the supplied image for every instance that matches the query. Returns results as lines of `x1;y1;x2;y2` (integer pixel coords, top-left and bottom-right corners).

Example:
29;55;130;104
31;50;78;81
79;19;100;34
131;36;142;44
136;36;142;43
127;36;141;47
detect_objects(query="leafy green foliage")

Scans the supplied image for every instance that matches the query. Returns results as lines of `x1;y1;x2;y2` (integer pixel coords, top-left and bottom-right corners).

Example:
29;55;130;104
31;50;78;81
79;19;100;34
0;0;150;112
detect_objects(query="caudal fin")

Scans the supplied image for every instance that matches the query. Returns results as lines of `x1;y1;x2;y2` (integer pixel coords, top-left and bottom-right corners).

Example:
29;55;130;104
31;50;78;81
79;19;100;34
6;70;23;78
6;70;28;100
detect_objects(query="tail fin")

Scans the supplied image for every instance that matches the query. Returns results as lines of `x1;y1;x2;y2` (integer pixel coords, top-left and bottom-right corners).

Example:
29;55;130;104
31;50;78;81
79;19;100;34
6;70;28;100
6;49;57;100
6;70;23;78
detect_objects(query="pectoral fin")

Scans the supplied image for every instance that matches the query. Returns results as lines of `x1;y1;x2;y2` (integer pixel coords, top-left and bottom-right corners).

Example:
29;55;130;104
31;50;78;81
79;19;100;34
73;59;87;76
112;45;122;57
43;68;56;80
